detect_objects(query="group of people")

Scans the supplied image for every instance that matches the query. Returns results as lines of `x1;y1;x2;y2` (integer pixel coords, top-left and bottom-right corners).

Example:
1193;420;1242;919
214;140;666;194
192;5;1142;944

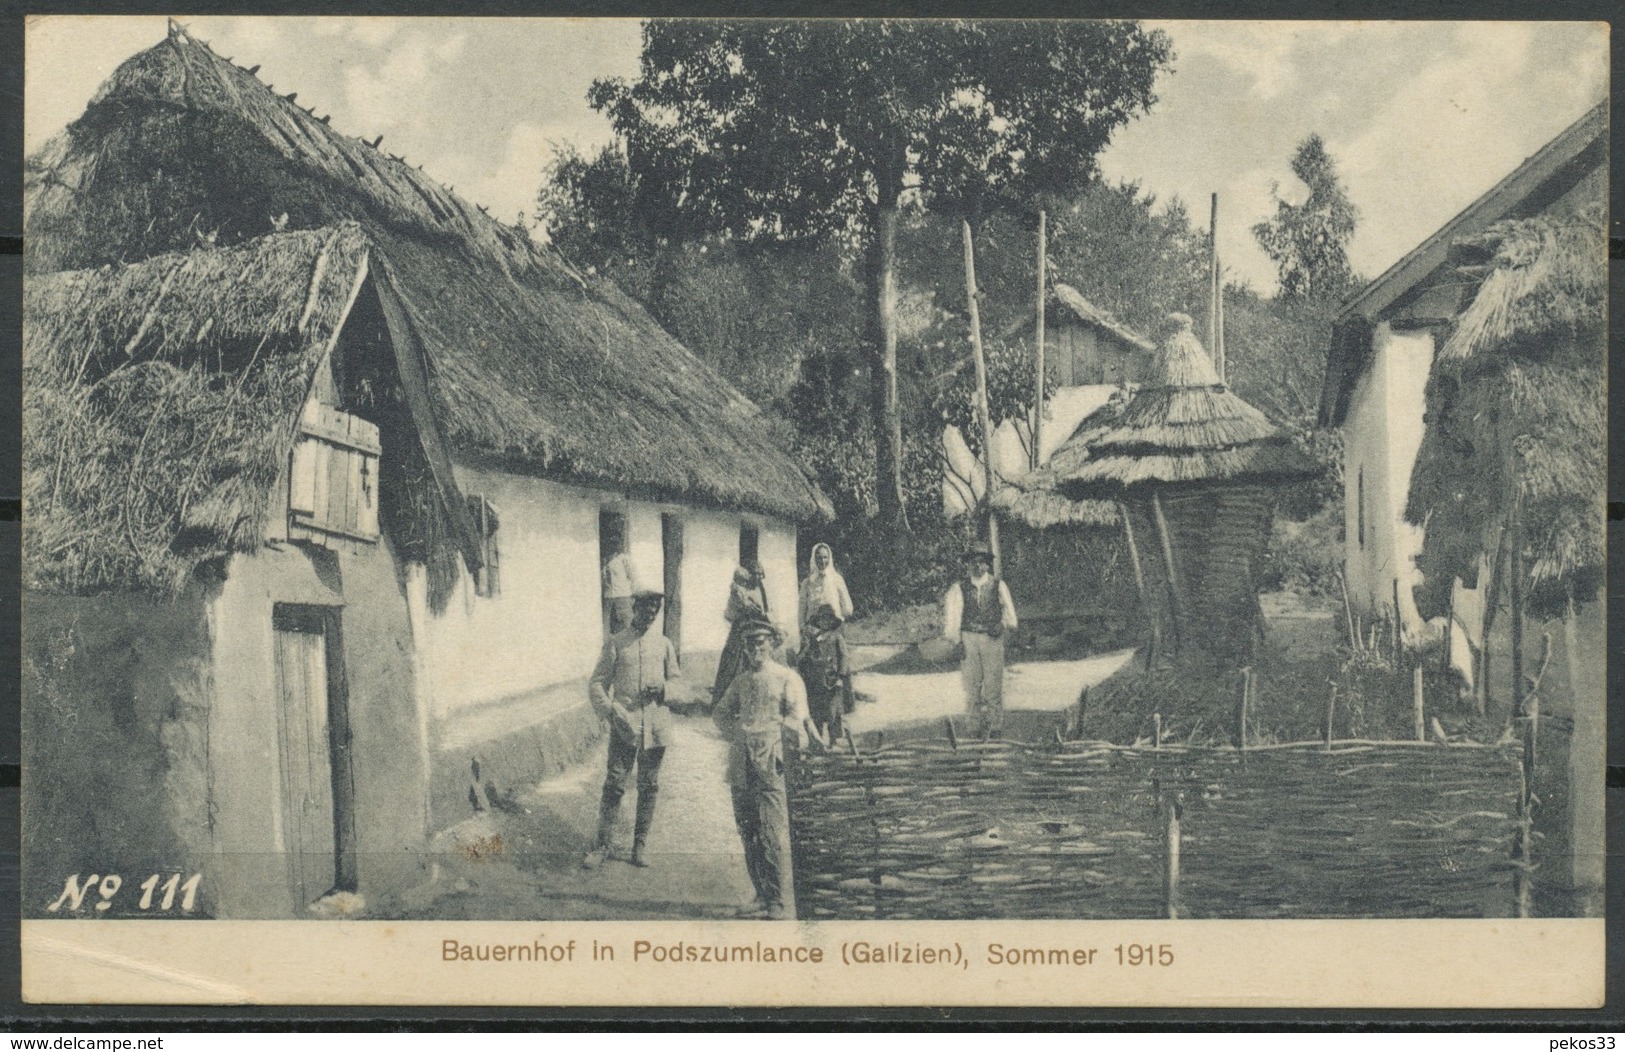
585;536;1017;920
584;542;857;920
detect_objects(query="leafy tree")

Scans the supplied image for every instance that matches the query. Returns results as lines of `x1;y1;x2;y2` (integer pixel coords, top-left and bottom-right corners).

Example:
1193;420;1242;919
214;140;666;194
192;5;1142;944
1252;134;1360;300
588;19;1173;529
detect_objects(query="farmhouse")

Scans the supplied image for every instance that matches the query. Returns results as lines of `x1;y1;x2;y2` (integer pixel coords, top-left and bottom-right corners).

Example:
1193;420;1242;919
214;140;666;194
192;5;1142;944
1318;100;1605;637
23;24;828;918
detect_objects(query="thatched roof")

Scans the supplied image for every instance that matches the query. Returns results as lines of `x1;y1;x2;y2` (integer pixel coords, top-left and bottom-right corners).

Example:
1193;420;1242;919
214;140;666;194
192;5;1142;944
1405;209;1606;616
25;226;371;593
990;482;1118;530
999;282;1154;352
1052;284;1156;352
1038;315;1318;499
25;24;830;525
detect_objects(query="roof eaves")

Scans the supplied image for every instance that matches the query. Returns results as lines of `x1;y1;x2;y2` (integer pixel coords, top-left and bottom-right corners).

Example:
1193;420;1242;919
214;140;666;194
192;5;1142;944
1335;100;1607;327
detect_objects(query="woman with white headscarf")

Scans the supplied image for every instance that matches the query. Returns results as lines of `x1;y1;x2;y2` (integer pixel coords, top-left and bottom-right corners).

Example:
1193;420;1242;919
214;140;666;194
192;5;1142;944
798;542;854;641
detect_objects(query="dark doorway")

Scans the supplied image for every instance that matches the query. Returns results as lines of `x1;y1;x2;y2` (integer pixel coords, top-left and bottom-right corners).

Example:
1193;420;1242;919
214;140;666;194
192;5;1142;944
662;513;684;658
739;521;760;568
600;508;628;566
271;604;358;913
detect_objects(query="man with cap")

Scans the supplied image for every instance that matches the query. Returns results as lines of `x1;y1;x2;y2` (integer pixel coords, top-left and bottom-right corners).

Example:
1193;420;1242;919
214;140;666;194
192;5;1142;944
714;616;825;919
584;587;680;869
942;541;1018;738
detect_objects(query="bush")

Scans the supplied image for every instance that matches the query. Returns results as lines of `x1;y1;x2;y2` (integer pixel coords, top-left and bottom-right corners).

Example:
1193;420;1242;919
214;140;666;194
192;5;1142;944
1259;498;1343;597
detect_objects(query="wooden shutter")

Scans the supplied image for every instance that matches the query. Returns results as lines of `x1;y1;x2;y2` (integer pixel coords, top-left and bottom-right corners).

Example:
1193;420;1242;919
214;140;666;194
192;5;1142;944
289;402;382;544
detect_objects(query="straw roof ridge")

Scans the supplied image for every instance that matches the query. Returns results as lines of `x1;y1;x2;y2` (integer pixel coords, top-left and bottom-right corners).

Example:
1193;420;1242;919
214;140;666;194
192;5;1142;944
24;226;370;594
25;26;831;524
1051;284;1156;351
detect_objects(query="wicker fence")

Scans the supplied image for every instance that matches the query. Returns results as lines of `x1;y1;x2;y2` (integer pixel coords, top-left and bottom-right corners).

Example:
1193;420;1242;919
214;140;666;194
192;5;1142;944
788;735;1525;920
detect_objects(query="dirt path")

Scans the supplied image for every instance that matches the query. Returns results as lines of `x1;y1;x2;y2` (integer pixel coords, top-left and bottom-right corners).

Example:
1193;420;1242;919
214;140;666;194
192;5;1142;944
848;647;1138;734
392;715;755;920
389;648;1137;919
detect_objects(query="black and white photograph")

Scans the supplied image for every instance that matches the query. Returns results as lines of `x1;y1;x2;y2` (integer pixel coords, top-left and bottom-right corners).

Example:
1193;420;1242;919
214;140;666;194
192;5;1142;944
18;14;1608;1005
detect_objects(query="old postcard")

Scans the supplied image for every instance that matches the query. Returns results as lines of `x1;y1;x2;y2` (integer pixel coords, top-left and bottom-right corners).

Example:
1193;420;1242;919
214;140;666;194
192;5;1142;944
18;15;1608;1007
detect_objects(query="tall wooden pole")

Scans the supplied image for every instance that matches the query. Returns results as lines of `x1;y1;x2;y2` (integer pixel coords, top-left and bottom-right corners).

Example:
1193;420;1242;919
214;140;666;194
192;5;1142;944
1118;500;1159;669
1031;210;1047;471
963;220;1001;574
1209;193;1223;381
1151;491;1185;652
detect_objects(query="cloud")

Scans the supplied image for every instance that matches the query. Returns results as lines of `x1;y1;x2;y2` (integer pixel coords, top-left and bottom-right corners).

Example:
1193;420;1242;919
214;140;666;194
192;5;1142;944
456;119;615;227
341;30;451;137
1337;22;1605;279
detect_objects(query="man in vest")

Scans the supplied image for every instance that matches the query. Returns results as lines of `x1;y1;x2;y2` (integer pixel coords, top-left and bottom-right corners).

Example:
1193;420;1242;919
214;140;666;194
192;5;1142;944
584;587;680;870
942;541;1019;738
714;616;825;919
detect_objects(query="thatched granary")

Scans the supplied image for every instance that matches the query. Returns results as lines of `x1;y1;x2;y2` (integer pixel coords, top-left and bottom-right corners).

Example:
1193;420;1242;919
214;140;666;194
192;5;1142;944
1018;314;1318;659
22;24;830;919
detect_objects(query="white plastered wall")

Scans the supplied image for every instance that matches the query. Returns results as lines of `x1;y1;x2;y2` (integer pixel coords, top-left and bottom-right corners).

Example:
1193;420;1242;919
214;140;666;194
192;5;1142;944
1342;322;1434;636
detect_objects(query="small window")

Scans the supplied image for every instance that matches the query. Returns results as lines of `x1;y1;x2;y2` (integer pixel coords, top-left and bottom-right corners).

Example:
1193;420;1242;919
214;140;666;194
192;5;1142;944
739;521;760;566
468;494;500;598
1356;467;1366;549
289;402;381;544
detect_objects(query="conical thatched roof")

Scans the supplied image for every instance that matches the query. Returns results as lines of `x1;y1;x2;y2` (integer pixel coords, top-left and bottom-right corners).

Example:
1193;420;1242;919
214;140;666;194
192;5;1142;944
1040;314;1318;499
25;226;372;592
1406;208;1606;617
25;25;831;525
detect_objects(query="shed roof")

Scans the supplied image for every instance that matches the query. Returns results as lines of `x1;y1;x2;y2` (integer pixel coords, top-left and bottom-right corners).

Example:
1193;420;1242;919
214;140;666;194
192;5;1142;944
1001;282;1154;352
25;23;832;524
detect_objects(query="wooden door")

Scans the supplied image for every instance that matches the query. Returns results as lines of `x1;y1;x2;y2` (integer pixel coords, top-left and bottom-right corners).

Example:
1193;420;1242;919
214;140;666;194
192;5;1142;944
662;513;683;659
273;606;357;912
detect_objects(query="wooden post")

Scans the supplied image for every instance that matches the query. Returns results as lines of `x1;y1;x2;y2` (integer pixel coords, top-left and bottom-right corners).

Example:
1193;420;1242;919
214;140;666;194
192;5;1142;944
1118;501;1159;669
1209;193;1222;382
1515;733;1534;918
1150;491;1185;648
1478;522;1508;717
1031;210;1046;471
1337;570;1358;652
1237;668;1251;751
1392;577;1404;657
1509;509;1525;719
1164;794;1182;920
1153;713;1162;750
945;716;958;751
963;220;1002;575
1413;665;1426;743
1324;684;1337;749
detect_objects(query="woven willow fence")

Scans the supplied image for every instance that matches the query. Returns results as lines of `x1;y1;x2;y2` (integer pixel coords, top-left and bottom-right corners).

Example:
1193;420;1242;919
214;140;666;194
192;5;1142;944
788;736;1525;920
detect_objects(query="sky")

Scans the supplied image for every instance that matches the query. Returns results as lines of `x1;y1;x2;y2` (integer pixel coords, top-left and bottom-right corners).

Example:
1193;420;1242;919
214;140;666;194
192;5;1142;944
24;16;1608;294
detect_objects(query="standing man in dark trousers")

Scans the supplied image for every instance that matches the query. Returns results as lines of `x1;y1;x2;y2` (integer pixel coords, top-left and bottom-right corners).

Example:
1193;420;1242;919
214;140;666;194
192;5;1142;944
584;588;680;869
714;617;824;919
943;541;1018;739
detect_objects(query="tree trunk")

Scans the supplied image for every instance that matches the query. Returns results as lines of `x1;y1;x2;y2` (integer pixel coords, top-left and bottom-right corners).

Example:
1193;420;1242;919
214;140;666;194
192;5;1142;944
865;182;908;531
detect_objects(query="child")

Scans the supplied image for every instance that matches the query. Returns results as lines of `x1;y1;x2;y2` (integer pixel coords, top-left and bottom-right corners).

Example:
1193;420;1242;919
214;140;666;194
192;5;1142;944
797;603;853;743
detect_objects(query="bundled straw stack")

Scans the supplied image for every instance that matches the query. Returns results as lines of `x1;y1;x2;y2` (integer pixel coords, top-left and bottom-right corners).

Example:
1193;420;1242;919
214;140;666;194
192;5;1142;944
1405;208;1606;620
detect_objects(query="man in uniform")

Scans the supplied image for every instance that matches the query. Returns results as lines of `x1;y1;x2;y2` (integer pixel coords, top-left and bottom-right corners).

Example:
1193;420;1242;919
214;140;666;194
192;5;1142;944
942;541;1018;738
584;587;680;869
714;617;825;919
